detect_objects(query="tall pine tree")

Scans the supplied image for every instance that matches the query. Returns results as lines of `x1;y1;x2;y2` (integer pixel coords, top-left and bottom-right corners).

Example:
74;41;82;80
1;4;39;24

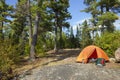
81;20;92;48
83;0;120;33
47;0;71;52
0;0;13;40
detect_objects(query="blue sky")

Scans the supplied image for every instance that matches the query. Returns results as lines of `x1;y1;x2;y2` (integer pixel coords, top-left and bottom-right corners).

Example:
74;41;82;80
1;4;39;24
6;0;90;26
6;0;17;6
6;0;120;31
68;0;91;26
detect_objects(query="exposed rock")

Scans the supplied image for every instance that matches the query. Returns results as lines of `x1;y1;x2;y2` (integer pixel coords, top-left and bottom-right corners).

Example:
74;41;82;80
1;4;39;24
15;48;120;80
115;48;120;62
19;63;120;80
109;58;116;63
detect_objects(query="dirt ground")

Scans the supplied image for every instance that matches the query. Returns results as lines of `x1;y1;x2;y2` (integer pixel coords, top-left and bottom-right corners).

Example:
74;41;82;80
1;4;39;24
14;49;120;80
14;49;80;75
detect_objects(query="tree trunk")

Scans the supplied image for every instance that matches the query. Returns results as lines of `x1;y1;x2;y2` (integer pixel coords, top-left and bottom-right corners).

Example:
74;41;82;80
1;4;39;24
106;5;109;12
100;4;103;14
54;26;58;52
100;2;104;33
30;14;39;61
27;0;32;46
59;27;62;49
54;11;58;53
0;22;4;40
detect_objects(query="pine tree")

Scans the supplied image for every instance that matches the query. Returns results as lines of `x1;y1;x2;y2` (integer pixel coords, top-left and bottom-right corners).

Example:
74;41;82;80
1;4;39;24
83;0;120;33
27;0;32;46
0;0;13;40
30;0;52;60
81;20;92;48
75;25;82;48
69;26;74;48
47;0;71;52
30;0;44;60
11;0;27;45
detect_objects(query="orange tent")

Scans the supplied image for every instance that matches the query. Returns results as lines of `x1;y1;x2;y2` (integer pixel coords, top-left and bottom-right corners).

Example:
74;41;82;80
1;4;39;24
76;45;109;63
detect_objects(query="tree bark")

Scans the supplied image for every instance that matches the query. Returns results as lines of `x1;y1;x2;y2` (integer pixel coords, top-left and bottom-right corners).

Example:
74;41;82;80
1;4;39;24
59;26;62;49
54;26;58;52
27;0;32;46
106;5;109;12
30;14;39;61
0;22;4;40
30;0;40;61
54;11;58;53
100;1;104;33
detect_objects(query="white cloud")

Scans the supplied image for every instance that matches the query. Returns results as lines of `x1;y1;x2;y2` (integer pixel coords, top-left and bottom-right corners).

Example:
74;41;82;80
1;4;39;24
114;20;120;30
76;18;90;24
70;18;90;35
71;18;120;35
72;18;120;31
72;18;90;31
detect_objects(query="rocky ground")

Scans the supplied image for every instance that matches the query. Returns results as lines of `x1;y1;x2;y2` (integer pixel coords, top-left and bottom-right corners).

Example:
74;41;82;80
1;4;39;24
15;49;120;80
19;63;120;80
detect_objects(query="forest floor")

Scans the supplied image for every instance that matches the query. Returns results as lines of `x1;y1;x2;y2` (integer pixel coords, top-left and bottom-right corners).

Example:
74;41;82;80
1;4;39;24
14;49;120;80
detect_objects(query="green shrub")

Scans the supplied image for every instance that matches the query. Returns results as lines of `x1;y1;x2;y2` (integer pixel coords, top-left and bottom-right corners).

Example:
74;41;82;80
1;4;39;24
94;31;120;57
0;40;22;79
35;36;46;57
24;43;30;56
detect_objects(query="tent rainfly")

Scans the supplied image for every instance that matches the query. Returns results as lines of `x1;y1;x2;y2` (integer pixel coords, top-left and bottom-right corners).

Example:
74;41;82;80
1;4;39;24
76;45;109;63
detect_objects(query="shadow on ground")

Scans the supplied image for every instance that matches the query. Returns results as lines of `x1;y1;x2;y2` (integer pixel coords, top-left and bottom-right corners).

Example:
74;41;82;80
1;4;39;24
14;49;81;78
42;49;81;65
